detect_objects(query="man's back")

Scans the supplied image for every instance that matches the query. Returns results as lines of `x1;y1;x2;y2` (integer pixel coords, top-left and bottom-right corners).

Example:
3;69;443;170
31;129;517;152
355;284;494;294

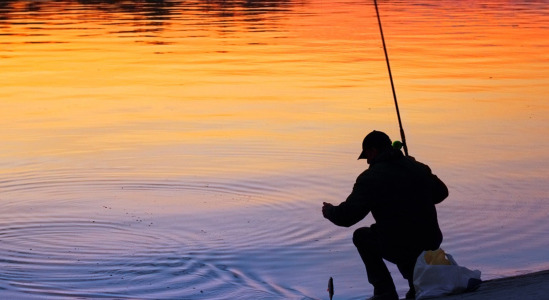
364;149;447;250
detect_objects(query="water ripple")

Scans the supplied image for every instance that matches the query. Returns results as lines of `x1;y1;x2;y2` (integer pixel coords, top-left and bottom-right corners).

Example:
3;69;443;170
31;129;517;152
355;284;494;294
0;216;314;299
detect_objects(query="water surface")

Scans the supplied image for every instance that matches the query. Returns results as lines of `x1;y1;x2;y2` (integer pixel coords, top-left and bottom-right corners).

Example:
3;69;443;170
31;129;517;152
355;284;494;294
1;0;549;299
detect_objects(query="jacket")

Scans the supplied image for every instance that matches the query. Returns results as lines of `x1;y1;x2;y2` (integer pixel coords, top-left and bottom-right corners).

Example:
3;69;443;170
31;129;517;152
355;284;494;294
325;149;448;250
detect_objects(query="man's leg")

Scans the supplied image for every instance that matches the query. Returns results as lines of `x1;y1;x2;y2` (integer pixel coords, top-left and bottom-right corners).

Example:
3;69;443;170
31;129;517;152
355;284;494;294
396;259;417;299
353;227;397;297
385;247;421;299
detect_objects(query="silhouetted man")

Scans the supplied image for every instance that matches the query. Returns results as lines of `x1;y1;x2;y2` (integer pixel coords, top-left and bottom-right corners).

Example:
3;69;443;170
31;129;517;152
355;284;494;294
322;130;448;300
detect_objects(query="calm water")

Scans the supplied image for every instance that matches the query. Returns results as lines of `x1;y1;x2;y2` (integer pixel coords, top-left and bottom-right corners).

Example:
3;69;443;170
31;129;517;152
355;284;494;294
1;0;549;299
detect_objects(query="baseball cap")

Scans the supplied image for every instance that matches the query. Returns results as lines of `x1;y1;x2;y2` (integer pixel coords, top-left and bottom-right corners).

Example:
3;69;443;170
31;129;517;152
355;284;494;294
358;130;392;159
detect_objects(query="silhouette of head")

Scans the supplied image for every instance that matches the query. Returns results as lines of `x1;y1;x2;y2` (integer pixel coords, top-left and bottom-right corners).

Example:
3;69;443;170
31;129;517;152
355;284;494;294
358;130;392;160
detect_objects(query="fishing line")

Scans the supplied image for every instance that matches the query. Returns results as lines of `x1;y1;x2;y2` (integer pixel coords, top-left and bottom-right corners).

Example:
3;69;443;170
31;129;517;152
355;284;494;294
373;0;409;156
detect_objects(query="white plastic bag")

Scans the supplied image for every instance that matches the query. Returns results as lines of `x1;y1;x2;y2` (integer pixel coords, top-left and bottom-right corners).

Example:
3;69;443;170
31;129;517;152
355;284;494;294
413;249;481;299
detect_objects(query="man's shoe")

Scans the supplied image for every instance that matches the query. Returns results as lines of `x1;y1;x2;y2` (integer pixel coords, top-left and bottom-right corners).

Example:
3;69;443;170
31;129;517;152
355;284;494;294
367;290;399;300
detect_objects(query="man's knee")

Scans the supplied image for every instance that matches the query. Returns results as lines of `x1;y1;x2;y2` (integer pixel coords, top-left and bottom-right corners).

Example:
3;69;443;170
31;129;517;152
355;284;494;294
353;227;374;247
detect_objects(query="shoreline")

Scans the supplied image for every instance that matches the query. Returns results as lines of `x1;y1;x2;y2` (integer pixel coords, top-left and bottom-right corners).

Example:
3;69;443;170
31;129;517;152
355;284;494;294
427;269;549;300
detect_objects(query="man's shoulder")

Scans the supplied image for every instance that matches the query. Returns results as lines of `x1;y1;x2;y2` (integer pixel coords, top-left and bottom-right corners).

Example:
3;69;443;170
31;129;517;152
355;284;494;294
355;168;377;183
356;168;372;180
405;157;433;173
356;165;388;184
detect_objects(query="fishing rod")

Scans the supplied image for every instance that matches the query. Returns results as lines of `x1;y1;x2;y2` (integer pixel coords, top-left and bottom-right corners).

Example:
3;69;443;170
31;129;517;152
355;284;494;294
373;0;409;156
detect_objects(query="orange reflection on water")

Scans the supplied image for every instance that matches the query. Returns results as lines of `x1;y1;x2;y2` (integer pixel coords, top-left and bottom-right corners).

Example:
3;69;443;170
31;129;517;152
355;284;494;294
1;0;548;177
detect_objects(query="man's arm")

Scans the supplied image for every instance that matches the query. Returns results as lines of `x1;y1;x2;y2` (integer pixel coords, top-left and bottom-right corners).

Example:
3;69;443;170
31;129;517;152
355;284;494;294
430;174;448;204
322;176;372;227
412;158;449;205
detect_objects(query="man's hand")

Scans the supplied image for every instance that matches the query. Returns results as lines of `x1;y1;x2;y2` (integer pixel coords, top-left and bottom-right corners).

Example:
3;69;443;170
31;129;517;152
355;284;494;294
322;202;334;219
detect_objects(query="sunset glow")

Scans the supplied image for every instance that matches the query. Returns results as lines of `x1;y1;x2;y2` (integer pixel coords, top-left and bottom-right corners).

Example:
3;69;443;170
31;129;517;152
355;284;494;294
1;0;548;299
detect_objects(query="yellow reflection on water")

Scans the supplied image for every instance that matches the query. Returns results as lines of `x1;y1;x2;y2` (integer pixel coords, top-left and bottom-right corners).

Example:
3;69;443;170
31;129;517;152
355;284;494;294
1;0;548;180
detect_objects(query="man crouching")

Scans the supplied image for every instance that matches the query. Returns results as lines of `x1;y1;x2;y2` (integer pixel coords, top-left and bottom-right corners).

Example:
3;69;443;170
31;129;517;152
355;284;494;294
322;130;448;300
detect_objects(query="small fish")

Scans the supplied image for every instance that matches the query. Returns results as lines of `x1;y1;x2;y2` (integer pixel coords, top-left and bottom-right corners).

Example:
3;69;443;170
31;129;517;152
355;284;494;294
327;277;334;300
